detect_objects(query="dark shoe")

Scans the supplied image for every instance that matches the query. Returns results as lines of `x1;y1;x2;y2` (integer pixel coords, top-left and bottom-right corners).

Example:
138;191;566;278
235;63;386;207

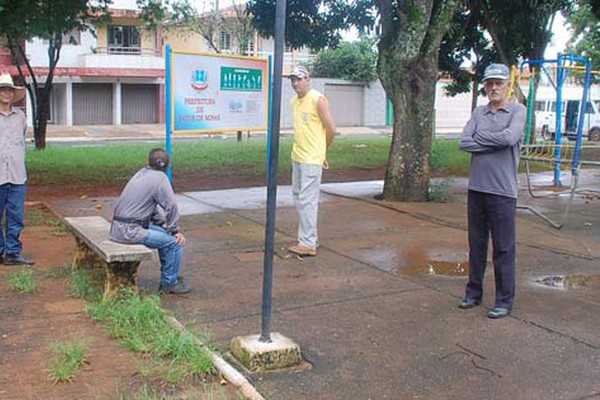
4;253;34;265
288;244;317;257
458;298;481;309
487;307;510;319
158;282;191;294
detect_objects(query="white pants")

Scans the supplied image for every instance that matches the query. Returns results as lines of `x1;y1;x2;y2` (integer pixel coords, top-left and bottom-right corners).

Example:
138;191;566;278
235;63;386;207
292;161;323;249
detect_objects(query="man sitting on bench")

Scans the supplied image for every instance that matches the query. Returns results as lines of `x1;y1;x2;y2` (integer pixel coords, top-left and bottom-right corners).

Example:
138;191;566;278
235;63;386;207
110;148;190;294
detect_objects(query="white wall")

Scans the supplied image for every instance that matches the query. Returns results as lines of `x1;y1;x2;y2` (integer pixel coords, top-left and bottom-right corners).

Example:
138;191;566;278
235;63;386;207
27;30;97;68
279;77;388;129
434;83;487;131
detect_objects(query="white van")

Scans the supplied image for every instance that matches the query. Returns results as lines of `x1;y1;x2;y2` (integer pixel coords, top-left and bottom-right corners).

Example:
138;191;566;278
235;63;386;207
533;87;600;141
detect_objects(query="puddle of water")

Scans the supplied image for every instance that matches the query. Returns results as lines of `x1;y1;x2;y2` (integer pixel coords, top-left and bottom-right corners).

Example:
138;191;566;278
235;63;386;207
404;261;469;276
359;246;468;276
399;247;468;276
535;275;589;289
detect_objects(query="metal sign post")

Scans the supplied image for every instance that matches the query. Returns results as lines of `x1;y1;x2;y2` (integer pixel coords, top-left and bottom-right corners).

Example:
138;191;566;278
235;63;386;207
259;0;287;343
165;44;173;181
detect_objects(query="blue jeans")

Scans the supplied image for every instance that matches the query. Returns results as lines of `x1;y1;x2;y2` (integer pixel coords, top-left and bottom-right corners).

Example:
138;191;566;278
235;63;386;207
137;224;183;286
0;183;26;255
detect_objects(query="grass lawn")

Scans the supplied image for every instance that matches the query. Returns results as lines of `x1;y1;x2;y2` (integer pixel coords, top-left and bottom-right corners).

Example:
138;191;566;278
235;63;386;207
26;136;472;185
29;136;599;188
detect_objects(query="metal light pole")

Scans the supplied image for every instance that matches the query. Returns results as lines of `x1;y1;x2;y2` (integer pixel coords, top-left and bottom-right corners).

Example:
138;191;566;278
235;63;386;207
259;0;287;343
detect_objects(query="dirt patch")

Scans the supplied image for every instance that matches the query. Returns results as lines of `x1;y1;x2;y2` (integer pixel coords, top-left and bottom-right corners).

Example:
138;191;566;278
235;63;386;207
12;166;386;398
0;205;240;399
28;166;387;201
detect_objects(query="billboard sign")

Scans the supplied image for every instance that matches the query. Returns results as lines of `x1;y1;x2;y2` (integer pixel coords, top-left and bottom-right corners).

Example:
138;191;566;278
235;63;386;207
171;51;269;133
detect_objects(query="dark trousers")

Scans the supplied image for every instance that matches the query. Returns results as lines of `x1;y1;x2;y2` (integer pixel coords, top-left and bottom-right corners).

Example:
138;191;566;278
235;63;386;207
465;190;516;309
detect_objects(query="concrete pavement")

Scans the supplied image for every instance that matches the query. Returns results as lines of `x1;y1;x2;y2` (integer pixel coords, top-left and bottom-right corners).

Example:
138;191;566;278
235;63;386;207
47;173;600;400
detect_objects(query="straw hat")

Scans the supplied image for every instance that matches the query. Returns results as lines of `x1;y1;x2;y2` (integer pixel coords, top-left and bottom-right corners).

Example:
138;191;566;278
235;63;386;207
0;72;26;102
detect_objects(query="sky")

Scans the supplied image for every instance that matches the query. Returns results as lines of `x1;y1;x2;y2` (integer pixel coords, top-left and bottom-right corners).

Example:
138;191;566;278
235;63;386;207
545;13;571;59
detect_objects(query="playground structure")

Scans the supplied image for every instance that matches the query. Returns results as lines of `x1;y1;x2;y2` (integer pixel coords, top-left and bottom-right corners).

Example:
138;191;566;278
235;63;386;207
517;54;600;229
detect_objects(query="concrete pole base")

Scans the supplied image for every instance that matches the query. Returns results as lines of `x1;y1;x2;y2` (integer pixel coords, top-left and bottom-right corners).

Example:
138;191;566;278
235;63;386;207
230;332;302;372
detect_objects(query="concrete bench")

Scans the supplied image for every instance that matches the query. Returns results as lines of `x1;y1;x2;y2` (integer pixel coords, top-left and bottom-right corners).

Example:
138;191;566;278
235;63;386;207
63;216;153;298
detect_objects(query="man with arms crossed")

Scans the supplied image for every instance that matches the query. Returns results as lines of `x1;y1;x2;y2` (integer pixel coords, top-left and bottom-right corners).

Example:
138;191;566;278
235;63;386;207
287;65;336;257
458;63;526;319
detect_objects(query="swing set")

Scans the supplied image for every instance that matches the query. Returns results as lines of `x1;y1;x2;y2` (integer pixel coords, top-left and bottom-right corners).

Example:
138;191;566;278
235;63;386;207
516;53;600;228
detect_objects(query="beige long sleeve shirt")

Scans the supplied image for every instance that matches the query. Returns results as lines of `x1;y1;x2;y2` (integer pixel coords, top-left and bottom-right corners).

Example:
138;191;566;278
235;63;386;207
0;107;27;185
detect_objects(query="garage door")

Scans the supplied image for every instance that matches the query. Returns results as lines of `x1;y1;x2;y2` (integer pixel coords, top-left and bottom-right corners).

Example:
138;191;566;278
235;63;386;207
73;83;113;125
122;84;158;124
324;84;364;126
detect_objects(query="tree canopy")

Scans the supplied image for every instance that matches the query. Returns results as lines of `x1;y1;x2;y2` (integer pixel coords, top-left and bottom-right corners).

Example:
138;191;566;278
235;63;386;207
440;0;571;109
311;37;378;82
566;0;600;75
247;0;365;51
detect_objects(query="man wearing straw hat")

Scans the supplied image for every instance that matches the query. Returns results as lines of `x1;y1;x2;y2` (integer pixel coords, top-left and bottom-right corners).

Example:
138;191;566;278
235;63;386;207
458;63;526;319
0;72;34;265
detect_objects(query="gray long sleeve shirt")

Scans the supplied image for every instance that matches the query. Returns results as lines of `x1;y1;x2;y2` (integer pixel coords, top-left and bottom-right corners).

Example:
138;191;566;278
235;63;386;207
0;107;27;185
459;101;527;199
110;167;180;243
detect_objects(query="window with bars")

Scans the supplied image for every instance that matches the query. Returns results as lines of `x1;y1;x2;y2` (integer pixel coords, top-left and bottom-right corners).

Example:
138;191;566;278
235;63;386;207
245;38;255;55
219;30;231;51
108;25;141;54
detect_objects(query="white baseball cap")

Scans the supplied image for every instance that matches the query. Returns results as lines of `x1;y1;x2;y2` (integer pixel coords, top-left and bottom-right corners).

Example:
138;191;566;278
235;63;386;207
289;65;310;79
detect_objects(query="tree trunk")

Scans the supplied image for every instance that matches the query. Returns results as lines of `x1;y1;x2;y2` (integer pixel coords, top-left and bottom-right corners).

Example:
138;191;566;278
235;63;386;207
33;87;50;150
470;78;479;111
380;58;438;202
375;0;460;202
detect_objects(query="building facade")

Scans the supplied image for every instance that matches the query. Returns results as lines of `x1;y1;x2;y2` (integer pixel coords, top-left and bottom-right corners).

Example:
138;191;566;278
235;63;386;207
0;1;497;132
24;8;165;127
2;2;315;128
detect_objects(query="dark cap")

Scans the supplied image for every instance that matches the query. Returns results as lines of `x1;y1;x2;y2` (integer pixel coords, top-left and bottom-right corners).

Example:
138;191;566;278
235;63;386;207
483;63;509;81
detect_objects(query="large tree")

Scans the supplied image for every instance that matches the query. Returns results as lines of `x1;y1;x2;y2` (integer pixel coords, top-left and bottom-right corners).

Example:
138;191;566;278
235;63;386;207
0;0;111;149
376;1;461;201
248;0;460;201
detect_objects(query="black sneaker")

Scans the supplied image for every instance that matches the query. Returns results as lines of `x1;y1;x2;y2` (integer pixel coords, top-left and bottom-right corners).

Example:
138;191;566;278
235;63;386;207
158;282;191;294
4;253;34;265
487;307;510;319
458;298;481;309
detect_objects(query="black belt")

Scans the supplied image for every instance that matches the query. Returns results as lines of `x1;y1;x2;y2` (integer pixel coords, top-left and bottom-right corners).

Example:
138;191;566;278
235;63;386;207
113;216;150;229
